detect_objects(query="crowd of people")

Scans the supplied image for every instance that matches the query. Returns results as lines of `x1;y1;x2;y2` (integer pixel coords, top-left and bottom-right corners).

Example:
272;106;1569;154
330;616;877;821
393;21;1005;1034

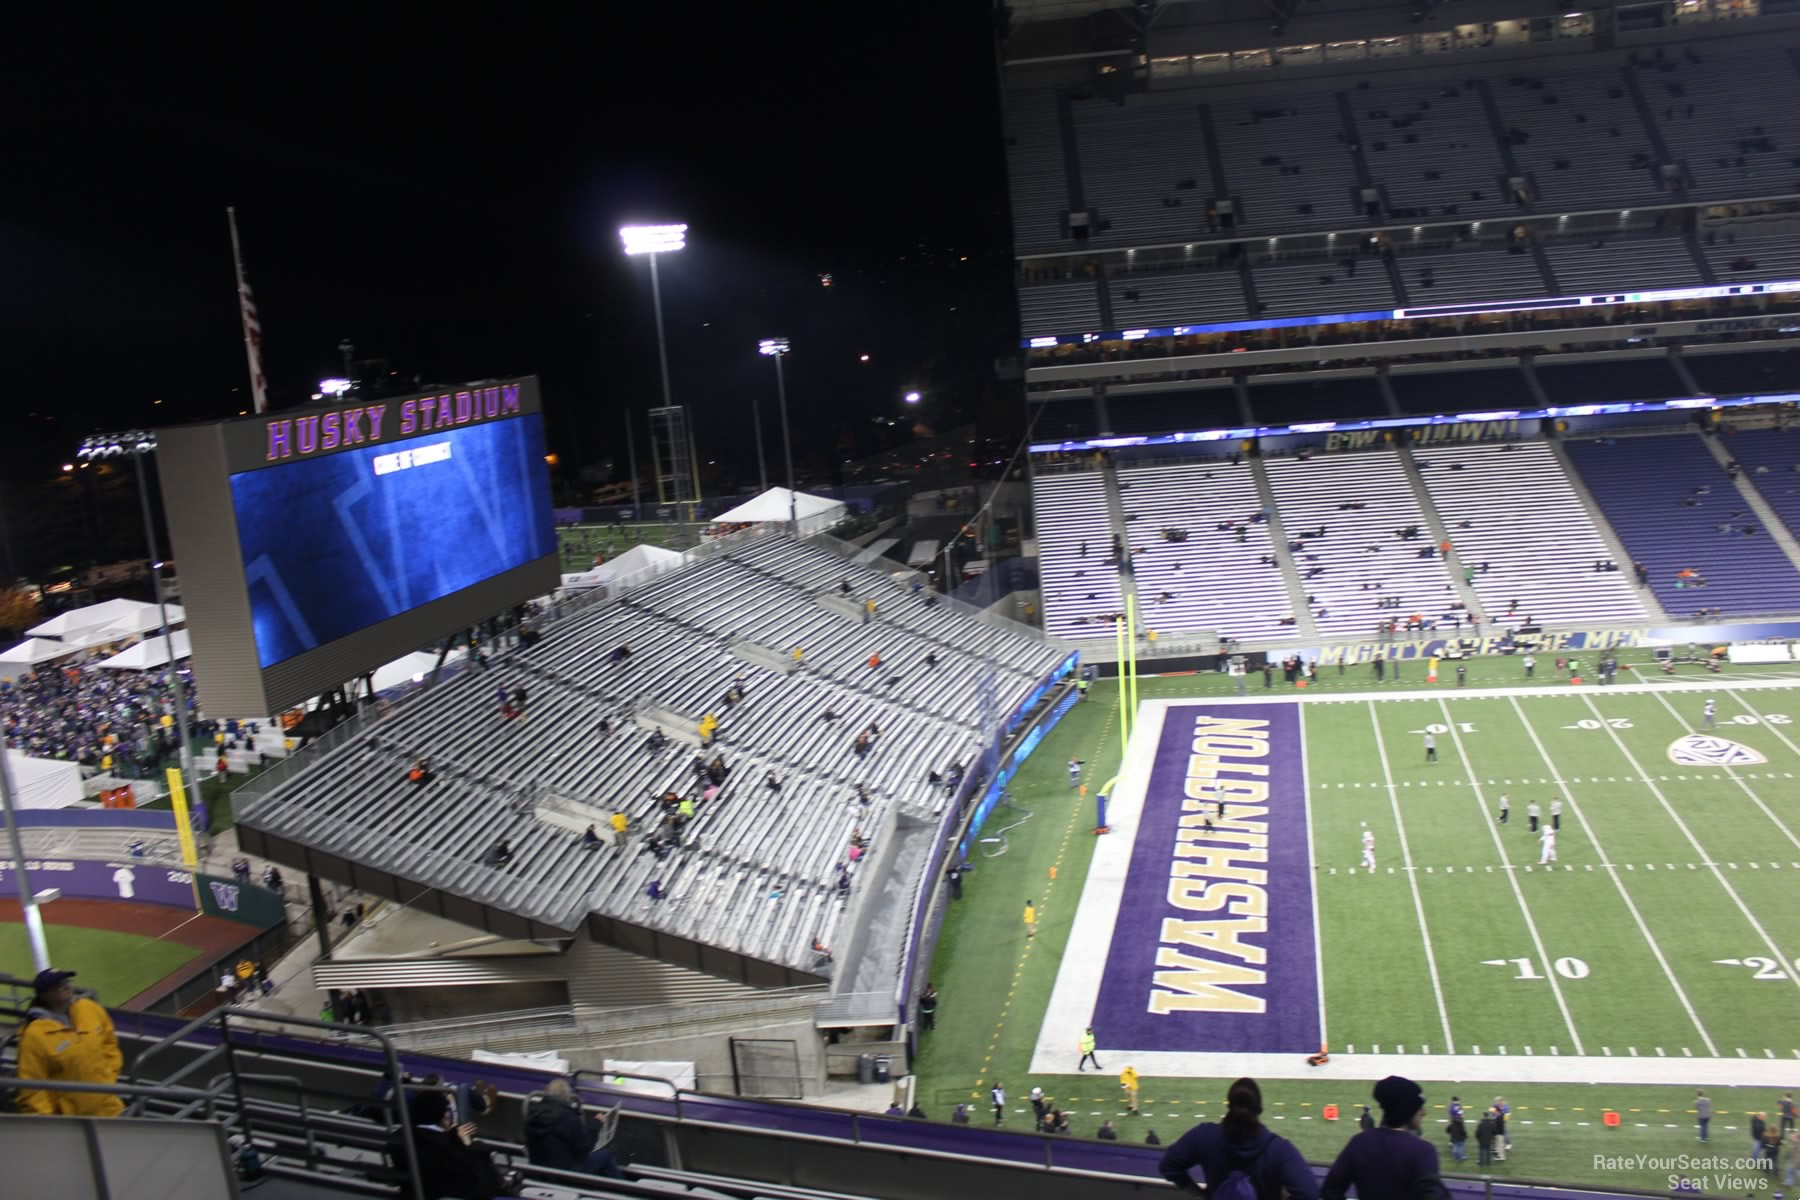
0;661;198;773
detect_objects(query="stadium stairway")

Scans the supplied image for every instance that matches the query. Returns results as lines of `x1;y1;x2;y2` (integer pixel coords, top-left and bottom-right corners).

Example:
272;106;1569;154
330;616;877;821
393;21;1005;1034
1563;432;1800;616
1029;467;1125;640
1392;448;1484;619
1695;429;1800;578
1245;459;1320;641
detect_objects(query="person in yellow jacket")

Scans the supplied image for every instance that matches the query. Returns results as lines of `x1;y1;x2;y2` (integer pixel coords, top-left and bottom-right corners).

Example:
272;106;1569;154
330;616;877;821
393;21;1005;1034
1023;899;1037;938
1120;1064;1140;1114
16;968;124;1117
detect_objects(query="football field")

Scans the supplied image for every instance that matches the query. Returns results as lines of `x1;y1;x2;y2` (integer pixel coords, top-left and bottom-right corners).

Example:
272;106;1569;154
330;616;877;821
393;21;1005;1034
1036;681;1800;1084
915;663;1800;1192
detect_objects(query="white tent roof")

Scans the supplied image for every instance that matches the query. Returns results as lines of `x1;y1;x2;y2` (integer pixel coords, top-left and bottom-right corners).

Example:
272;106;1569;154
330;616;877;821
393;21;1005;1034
712;487;846;525
561;543;686;590
0;637;81;667
4;752;85;810
368;649;465;694
27;598;184;640
91;629;192;670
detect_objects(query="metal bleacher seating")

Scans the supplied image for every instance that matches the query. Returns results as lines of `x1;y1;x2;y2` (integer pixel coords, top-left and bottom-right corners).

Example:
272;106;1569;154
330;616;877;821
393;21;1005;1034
1072;93;1215;248
1394;244;1548;306
1564;433;1800;616
1491;63;1661;211
1544;235;1704;293
1356;78;1511;222
1411;441;1650;625
1111;266;1246;327
1116;460;1292;641
1704;221;1800;284
1642;44;1800;200
1251;255;1397;317
236;535;1066;973
1261;450;1462;636
1032;468;1125;639
1211;88;1353;233
1714;429;1800;548
1004;87;1069;253
1018;279;1101;338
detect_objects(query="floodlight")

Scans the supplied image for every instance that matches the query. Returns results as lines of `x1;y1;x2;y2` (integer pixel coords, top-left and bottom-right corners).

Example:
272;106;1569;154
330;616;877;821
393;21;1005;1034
758;338;791;357
620;224;688;255
904;391;922;404
319;378;352;397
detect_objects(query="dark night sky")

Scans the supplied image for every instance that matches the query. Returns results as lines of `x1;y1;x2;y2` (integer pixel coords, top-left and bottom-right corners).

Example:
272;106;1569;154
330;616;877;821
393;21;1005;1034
3;7;1014;573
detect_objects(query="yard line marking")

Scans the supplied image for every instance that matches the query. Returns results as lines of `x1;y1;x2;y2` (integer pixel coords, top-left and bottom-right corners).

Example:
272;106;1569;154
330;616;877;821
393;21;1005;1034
1647;689;1800;853
1578;693;1800;1005
1367;701;1456;1054
1439;699;1582;1054
1299;703;1329;1057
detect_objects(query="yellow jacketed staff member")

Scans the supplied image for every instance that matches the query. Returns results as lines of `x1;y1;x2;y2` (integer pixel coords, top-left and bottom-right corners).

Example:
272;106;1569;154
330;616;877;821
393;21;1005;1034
16;968;124;1116
1120;1065;1140;1114
1023;899;1037;938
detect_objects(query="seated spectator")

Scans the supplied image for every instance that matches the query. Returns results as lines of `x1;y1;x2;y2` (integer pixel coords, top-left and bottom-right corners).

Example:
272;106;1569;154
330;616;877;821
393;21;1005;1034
482;839;513;869
392;1089;504;1200
608;644;632;665
407;758;432;785
580;824;603;850
523;1077;623;1180
853;730;872;756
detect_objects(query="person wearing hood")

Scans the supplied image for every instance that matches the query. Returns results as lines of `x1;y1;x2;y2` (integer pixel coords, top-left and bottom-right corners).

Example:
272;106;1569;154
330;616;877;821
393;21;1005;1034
391;1088;503;1200
1322;1076;1447;1200
15;968;123;1116
524;1077;623;1179
1160;1077;1318;1197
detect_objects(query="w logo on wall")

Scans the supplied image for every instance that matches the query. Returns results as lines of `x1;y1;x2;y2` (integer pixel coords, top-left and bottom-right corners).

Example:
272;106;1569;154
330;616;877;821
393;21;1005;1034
209;881;242;912
1668;734;1766;767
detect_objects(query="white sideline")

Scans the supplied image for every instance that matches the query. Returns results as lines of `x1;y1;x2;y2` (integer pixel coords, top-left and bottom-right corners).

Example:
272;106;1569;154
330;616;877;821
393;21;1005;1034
1089;1050;1800;1087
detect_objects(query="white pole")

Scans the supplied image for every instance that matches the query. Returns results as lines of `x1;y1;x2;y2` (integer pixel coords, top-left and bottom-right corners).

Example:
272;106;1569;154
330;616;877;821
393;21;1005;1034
774;351;797;530
227;207;268;415
0;750;51;971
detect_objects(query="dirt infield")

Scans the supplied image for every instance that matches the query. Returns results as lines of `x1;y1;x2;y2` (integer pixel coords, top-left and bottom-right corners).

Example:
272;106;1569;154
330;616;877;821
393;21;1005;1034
0;897;257;1008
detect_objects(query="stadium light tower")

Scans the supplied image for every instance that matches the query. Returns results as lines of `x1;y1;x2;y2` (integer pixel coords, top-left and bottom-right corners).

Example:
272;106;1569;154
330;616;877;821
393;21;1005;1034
76;431;203;821
621;224;698;518
758;339;799;529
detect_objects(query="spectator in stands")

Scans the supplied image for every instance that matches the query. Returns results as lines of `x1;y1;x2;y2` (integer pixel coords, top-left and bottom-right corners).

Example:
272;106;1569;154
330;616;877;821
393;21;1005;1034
646;879;664;902
646;728;669;752
524;1077;624;1180
707;755;727;784
232;857;252;887
608;644;632;665
765;772;782;793
867;652;882;670
1160;1078;1315;1197
394;1088;504;1200
261;864;284;891
15;968;124;1117
580;824;603;850
925;651;938;668
482;839;513;869
853;730;872;756
407;758;432;785
1099;1120;1119;1140
1321;1076;1445;1200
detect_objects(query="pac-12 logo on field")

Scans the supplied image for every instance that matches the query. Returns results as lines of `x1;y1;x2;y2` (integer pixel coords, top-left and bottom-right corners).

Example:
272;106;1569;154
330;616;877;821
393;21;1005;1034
1667;734;1766;767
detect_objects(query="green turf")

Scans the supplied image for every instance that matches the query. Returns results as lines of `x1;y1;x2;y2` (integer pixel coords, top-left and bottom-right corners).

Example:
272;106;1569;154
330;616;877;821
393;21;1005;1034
557;522;703;571
0;922;203;1007
915;663;1800;1194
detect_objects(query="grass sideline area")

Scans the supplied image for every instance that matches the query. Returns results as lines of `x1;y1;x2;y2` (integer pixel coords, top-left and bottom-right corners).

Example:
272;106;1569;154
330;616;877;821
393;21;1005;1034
557;522;704;572
0;923;201;1007
914;656;1800;1196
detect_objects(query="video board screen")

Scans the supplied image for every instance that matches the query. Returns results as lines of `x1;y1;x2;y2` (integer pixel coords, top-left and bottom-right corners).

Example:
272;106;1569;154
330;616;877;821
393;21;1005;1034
231;414;555;668
158;377;560;716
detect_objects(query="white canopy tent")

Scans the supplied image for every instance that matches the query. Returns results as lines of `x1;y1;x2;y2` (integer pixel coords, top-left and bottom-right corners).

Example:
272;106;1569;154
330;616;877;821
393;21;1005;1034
367;649;466;694
712;487;847;536
4;751;85;809
0;638;81;668
91;629;192;670
560;543;687;591
27;598;184;641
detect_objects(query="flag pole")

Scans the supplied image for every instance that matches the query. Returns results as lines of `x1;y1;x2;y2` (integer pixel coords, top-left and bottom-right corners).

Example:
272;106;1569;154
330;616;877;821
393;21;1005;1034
228;207;270;414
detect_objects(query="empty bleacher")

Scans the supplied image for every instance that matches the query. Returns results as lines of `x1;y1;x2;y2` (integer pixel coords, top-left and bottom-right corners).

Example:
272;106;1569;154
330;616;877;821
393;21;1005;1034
1261;450;1463;637
1714;428;1800;548
1643;44;1800;199
237;534;1067;974
1395;244;1549;306
1110;266;1246;327
1031;469;1126;639
1073;93;1215;248
1491;64;1662;210
1543;235;1703;294
1564;433;1800;615
1211;89;1354;233
1019;280;1101;338
1356;78;1511;222
1251;255;1397;317
1004;88;1070;253
1704;225;1800;284
1410;441;1649;624
1117;460;1293;641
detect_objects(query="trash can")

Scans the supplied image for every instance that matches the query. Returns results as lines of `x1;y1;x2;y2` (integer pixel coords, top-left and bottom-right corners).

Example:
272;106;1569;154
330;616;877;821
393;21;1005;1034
857;1053;875;1084
874;1055;892;1084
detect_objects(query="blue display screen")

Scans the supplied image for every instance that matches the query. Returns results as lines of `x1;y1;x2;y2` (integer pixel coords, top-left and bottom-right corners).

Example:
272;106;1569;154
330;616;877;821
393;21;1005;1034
229;413;556;668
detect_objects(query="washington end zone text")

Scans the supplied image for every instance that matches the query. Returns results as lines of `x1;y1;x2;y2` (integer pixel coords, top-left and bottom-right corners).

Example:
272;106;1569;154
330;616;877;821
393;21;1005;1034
1090;702;1319;1054
1152;714;1275;1014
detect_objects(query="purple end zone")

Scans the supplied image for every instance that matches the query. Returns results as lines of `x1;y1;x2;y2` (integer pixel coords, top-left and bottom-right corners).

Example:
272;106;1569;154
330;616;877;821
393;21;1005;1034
1092;702;1320;1054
